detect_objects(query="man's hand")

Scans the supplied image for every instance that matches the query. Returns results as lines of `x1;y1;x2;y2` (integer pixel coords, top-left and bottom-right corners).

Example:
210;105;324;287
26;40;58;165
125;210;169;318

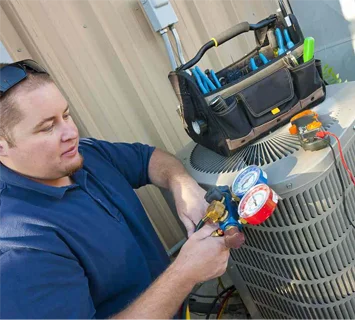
171;177;209;237
113;224;229;319
148;148;210;237
173;224;230;283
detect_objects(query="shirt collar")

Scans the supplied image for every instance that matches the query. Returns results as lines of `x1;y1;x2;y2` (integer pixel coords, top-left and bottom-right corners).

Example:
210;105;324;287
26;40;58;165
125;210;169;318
0;163;69;199
0;161;87;200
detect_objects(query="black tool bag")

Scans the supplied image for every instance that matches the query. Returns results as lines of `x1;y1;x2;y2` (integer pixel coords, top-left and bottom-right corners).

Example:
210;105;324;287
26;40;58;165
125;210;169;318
169;15;326;156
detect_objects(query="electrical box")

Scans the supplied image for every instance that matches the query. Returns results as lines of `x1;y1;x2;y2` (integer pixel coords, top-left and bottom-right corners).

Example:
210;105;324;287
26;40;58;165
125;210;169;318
139;0;178;32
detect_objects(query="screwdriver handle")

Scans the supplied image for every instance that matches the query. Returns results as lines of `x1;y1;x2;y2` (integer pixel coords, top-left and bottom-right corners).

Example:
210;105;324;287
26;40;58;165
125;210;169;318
303;37;315;63
283;29;294;49
275;28;286;55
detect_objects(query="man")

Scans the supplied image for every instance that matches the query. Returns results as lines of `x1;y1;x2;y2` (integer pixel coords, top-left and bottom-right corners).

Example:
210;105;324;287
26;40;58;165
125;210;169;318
0;60;230;319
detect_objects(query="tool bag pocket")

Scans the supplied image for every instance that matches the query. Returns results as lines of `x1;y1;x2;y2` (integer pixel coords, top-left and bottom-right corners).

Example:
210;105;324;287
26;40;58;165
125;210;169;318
290;58;324;103
213;98;252;140
237;68;299;127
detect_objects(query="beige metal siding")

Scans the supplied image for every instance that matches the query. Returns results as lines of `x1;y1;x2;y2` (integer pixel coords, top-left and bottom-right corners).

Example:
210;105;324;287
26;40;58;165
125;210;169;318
0;0;277;249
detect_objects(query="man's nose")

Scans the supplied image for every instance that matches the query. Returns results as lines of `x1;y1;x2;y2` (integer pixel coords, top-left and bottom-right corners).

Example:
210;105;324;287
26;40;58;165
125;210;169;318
61;121;78;142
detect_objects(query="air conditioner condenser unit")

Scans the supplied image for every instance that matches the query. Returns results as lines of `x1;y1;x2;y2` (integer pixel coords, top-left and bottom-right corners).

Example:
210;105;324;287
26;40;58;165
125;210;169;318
176;82;355;319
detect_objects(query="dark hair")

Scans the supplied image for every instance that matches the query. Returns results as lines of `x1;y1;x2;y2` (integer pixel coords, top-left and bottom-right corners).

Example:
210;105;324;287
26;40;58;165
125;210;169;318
0;63;53;147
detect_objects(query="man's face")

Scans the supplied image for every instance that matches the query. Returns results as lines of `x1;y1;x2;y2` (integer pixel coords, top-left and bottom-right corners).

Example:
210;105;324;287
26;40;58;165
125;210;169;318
2;83;82;181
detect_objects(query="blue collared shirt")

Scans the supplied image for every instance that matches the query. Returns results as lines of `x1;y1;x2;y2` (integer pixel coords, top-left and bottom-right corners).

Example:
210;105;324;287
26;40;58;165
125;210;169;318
0;138;170;319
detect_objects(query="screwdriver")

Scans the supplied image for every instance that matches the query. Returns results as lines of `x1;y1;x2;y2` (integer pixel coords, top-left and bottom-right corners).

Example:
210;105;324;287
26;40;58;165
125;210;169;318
275;28;286;56
303;37;315;63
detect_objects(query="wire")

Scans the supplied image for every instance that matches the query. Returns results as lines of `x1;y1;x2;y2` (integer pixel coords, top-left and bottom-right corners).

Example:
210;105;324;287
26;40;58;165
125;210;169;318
160;29;178;70
195;219;206;231
218;277;226;290
170;26;186;65
186;304;191;319
316;131;355;229
190;293;221;299
316;131;355;186
216;282;224;304
328;142;355;229
205;285;235;319
182;297;189;319
218;277;239;299
167;238;187;257
216;288;235;319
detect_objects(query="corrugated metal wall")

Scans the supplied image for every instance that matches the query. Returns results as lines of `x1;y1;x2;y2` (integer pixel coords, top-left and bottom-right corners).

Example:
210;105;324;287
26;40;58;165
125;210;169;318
0;0;277;249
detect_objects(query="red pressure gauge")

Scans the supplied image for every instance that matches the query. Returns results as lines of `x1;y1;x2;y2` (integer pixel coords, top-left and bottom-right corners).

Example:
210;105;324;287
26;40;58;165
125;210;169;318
238;184;278;225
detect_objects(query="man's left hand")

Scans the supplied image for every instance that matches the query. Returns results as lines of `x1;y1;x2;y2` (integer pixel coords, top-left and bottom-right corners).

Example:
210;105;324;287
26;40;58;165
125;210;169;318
172;179;209;237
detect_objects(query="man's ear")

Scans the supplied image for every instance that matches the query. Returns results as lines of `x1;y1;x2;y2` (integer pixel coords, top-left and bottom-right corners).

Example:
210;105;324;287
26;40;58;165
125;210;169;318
0;138;10;157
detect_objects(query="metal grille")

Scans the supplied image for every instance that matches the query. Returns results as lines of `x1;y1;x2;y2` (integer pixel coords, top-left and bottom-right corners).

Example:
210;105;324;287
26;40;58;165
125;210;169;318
229;141;355;319
190;114;337;174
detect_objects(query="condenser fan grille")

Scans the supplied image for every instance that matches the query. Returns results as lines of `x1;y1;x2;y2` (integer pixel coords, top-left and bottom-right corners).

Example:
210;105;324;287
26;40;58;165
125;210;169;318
190;134;301;174
190;114;337;174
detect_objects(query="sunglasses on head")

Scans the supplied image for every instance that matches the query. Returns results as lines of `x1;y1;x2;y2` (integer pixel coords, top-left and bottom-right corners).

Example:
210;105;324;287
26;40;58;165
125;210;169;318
0;59;49;97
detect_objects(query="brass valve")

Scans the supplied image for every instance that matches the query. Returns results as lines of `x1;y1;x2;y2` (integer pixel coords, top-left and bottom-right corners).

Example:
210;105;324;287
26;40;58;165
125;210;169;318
205;200;225;223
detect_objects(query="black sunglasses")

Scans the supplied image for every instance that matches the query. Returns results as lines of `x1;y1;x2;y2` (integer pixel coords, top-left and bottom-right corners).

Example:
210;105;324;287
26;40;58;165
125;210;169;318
0;59;49;97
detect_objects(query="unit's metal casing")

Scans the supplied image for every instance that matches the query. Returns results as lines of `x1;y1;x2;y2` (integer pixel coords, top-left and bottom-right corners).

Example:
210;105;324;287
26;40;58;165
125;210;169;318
176;83;355;319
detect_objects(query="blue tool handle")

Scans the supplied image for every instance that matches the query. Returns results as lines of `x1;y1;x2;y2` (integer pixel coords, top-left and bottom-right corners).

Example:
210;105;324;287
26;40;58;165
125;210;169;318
192;68;208;94
210;70;222;88
201;74;210;93
283;29;294;49
259;52;269;65
275;28;286;55
250;57;258;71
196;66;216;91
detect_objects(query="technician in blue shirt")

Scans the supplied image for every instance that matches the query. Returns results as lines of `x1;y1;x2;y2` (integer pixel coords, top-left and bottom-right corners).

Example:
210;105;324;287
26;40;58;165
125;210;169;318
0;60;230;319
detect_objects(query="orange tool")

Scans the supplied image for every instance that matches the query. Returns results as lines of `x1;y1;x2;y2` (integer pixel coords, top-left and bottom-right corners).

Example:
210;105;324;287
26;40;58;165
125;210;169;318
289;110;329;151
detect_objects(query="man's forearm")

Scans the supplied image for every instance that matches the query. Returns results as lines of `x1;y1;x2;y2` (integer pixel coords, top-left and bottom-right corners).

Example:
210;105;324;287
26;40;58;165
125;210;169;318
112;262;194;319
149;148;208;236
149;148;197;192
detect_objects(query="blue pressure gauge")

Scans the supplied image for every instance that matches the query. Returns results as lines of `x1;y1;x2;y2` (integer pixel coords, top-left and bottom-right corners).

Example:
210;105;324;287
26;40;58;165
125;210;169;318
231;165;268;199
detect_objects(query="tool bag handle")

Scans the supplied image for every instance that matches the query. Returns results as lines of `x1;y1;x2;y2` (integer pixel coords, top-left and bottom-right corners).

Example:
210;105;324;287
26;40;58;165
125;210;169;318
178;16;277;71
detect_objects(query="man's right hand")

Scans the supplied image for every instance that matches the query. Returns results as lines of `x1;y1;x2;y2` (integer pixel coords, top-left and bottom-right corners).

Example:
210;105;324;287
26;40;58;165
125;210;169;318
112;224;230;319
172;224;230;284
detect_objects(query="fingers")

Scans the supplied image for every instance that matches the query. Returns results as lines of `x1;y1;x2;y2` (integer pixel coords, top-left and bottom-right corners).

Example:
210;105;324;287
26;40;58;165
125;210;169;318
204;220;219;228
218;238;231;252
193;225;230;251
193;224;219;240
181;217;196;238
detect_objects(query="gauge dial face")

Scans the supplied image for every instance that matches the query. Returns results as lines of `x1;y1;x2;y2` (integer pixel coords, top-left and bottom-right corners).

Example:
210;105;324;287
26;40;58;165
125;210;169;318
239;185;269;218
232;166;260;196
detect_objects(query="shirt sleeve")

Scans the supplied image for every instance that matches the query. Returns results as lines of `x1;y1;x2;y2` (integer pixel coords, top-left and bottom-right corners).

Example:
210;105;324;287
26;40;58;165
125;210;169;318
81;138;156;189
0;249;96;319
